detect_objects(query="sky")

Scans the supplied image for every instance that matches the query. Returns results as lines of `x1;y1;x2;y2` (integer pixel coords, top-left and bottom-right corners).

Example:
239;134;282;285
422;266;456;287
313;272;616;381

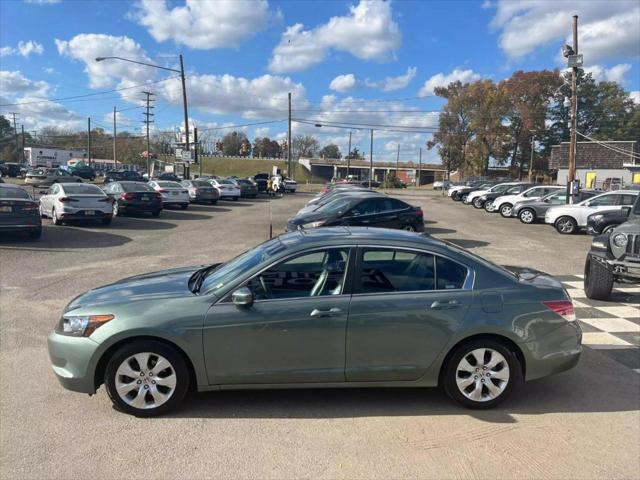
1;0;639;163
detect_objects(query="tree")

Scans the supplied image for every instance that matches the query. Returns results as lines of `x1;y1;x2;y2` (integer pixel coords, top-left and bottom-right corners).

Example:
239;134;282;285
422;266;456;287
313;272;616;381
0;115;13;140
292;134;319;158
252;137;281;158
319;143;341;159
221;131;249;156
345;147;363;160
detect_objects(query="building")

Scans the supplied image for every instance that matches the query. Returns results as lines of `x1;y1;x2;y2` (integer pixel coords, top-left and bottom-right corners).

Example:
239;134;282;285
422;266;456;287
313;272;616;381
549;141;639;188
23;147;86;167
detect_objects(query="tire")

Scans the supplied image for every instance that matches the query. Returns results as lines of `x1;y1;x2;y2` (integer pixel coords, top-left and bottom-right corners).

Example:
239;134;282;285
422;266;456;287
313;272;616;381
180;204;188;210
39;205;46;219
499;203;513;218
473;198;484;209
112;202;120;217
151;210;161;217
461;193;469;203
601;224;618;235
443;338;521;409
584;256;614;300
52;208;63;225
28;228;42;240
101;217;112;226
104;340;190;417
555;216;577;234
518;208;536;224
402;224;416;232
452;192;460;201
484;201;494;212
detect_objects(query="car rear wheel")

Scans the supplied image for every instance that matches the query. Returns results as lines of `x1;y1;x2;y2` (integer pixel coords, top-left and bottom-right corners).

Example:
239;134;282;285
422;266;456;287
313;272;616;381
104;340;190;417
52;208;63;225
584;256;613;300
518;208;536;224
112;202;120;217
484;201;495;212
499;204;513;218
555;216;577;234
452;192;460;201
402;224;416;232
472;198;484;209
443;339;521;409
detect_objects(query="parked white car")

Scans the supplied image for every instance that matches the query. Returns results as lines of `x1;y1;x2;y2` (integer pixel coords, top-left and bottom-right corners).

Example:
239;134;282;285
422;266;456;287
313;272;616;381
493;185;565;218
39;183;113;225
208;178;241;200
283;178;297;193
465;182;521;206
545;190;639;234
147;181;190;209
432;180;450;190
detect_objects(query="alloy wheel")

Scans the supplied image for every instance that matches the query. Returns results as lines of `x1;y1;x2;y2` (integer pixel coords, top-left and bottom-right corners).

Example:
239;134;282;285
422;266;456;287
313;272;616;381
114;352;177;410
519;209;534;223
403;224;416;232
556;217;576;234
455;348;510;402
500;205;512;217
113;202;119;216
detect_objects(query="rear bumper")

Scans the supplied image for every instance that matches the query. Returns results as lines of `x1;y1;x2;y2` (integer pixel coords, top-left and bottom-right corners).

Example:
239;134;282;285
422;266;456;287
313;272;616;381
521;321;582;381
0;222;41;229
120;201;161;212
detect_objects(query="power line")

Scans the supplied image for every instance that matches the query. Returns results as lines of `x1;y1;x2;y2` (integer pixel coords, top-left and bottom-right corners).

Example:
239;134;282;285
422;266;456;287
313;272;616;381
575;131;640;159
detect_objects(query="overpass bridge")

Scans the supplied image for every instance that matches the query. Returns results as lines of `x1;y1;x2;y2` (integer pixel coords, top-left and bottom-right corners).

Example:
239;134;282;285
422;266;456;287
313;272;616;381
298;157;447;185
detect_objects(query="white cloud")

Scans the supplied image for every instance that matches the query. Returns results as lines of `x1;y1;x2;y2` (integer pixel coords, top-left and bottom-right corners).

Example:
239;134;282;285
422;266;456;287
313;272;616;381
159;73;308;119
55;34;156;90
43;67;57;74
584;63;631;84
630;91;640;105
133;0;275;50
17;40;43;57
329;74;357;93
418;68;481;96
0;70;50;97
0;46;14;56
487;1;640;63
269;0;401;73
366;66;417;92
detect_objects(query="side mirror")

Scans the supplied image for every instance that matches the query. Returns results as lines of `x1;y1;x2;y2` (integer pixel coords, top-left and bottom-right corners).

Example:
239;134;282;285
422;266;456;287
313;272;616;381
232;287;253;307
622;206;631;217
583;201;590;207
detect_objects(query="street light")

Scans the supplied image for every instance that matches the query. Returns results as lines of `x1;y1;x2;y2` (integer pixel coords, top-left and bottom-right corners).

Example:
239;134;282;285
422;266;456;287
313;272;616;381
95;55;190;175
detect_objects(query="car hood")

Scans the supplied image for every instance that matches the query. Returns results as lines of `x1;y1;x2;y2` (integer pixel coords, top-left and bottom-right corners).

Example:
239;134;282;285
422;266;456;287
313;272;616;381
612;218;640;234
64;265;202;312
288;210;336;226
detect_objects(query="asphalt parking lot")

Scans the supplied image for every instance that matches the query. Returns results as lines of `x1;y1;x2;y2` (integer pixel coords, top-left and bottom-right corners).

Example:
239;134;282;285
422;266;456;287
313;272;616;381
1;189;639;479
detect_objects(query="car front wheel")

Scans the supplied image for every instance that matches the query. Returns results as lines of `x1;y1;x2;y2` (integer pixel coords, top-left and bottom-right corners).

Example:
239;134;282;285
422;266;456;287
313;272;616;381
584;256;613;300
104;340;190;417
518;208;536;224
443;339;521;409
555;216;577;234
499;204;513;218
473;198;484;209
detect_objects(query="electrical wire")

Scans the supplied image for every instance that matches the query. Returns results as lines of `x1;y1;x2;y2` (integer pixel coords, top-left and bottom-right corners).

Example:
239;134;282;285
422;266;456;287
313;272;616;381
575;131;640;159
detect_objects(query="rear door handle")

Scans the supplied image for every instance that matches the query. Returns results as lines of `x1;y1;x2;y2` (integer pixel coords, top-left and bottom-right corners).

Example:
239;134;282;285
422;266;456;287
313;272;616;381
310;307;343;317
430;300;460;310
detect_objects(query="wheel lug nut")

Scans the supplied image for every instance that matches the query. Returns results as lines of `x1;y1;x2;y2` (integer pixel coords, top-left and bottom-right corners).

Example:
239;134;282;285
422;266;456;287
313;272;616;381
140;372;144;376
481;379;485;383
151;380;156;385
144;385;149;389
487;373;491;377
137;380;142;384
149;372;153;376
474;375;478;379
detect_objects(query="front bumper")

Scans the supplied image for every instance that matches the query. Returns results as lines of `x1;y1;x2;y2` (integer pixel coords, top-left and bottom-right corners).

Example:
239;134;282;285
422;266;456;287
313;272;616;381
48;331;101;394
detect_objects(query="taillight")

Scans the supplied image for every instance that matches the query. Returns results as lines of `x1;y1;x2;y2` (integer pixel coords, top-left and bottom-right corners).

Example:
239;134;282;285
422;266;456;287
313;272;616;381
58;197;78;203
119;192;135;200
543;300;576;322
21;202;39;211
415;209;423;218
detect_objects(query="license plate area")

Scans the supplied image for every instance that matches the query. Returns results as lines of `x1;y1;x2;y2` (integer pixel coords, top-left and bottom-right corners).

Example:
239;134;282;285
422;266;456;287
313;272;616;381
0;206;12;213
84;210;95;216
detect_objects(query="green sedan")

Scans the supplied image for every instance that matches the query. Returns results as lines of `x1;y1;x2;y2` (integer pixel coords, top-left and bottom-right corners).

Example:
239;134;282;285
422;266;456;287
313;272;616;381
48;227;582;416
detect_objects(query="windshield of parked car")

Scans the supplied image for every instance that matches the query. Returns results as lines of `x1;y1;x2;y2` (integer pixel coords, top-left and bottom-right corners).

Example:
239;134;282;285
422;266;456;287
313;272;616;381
201;238;286;293
220;179;234;185
542;191;565;202
61;184;104;195
191;180;211;187
121;182;154;192
490;184;514;193
238;179;254;185
0;187;30;199
316;196;358;215
157;181;182;188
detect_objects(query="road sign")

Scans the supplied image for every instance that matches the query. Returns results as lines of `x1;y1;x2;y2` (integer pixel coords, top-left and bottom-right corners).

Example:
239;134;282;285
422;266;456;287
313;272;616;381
567;54;583;68
175;149;193;163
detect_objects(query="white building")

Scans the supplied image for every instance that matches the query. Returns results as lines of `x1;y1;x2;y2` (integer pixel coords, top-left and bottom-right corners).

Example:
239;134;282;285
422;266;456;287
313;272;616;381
23;147;86;167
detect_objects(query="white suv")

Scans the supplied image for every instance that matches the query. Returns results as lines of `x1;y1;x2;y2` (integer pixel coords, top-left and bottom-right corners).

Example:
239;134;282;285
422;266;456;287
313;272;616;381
465;182;520;206
545;190;639;234
493;185;565;218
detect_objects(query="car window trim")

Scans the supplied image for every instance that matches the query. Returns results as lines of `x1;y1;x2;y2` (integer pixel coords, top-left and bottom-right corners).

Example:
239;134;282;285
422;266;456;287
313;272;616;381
217;246;356;304
352;245;475;296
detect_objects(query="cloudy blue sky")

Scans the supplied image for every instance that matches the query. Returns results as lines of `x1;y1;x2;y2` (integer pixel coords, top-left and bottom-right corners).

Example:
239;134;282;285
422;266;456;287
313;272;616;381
1;0;639;161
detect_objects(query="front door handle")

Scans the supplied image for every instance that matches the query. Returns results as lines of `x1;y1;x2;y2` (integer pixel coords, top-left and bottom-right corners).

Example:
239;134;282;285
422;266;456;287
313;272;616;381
310;307;343;317
430;300;460;310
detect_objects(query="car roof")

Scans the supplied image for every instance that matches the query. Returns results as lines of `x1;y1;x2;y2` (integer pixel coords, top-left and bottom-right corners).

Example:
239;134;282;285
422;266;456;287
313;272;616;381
279;226;439;246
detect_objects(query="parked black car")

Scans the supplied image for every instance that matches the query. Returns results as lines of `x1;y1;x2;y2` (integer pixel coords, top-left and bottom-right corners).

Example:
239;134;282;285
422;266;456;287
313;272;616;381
587;194;640;235
286;194;424;232
512;189;600;224
0;183;42;239
584;214;640;300
181;179;219;204
360;179;381;188
477;183;535;211
0;162;23;178
70;165;96;180
451;182;494;201
236;178;259;198
104;170;144;183
253;173;270;192
103;181;162;217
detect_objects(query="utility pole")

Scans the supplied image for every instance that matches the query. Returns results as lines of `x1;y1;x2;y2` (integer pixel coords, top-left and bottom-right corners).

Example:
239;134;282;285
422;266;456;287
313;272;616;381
179;54;190;154
113;106;117;168
87;117;91;165
195;127;201;178
418;147;422;187
9;112;18;161
346;131;352;178
528;132;535;182
287;92;292;179
567;15;579;203
142;91;155;176
369;129;374;189
396;143;400;178
21;125;25;163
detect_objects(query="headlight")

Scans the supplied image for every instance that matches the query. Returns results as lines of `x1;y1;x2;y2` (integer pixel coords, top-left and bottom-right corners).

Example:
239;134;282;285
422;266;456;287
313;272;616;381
302;221;324;229
590;214;603;222
57;314;114;337
612;233;628;248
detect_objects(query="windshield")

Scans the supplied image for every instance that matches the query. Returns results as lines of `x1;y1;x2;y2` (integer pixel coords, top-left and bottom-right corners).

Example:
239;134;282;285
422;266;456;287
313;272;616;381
192;180;211;187
121;182;154;192
201;238;286;293
220;179;234;185
0;187;30;199
490;184;513;193
62;184;104;194
157;181;182;188
316;196;357;215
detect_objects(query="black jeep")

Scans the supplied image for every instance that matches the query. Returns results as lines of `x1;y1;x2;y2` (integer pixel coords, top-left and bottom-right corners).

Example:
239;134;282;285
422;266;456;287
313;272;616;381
584;196;640;299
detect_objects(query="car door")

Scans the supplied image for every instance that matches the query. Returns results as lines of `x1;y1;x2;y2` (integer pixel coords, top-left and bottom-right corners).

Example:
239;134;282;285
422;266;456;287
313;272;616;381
346;247;473;382
203;247;353;385
374;198;410;228
578;193;622;224
342;198;386;227
40;184;57;211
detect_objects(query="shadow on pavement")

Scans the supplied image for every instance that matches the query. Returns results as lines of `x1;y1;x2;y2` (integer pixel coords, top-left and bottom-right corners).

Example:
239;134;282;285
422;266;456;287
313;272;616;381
166;349;639;423
111;216;177;230
446;238;490;249
0;225;131;250
156;210;212;221
425;227;457;235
